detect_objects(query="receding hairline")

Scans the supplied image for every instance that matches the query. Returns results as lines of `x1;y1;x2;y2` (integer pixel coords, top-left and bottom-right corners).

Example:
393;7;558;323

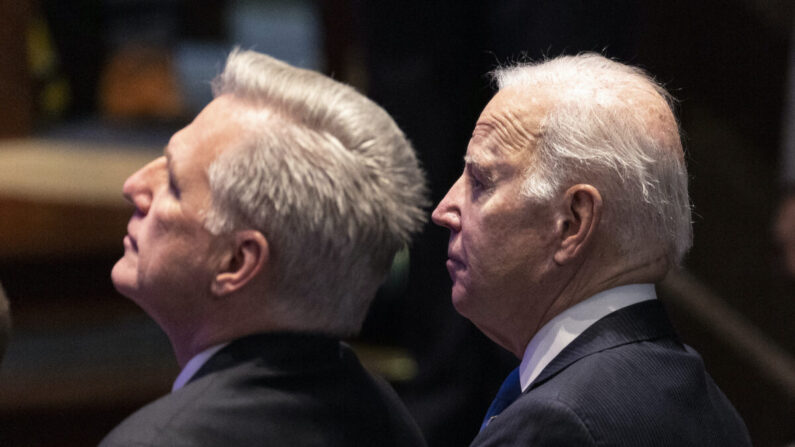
491;55;683;158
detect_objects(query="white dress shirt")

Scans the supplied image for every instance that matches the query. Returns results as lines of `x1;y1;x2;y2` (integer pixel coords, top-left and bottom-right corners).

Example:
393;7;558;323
519;284;657;392
172;343;230;392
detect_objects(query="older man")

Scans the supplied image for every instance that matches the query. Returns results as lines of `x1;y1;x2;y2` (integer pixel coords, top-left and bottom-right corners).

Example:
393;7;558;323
100;49;428;446
432;54;751;446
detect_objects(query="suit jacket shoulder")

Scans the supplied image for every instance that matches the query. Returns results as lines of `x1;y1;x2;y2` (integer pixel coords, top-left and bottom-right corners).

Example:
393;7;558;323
100;333;426;447
472;300;751;447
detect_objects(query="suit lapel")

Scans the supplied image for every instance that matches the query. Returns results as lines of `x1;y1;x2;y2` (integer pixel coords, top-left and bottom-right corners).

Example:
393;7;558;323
527;300;678;391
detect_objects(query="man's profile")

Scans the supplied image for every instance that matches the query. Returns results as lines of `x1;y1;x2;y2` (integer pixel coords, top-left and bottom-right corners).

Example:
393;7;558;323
101;49;428;446
432;53;751;446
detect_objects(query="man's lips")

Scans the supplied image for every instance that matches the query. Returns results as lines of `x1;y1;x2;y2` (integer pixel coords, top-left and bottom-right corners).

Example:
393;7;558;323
124;234;138;251
125;222;139;251
446;255;465;272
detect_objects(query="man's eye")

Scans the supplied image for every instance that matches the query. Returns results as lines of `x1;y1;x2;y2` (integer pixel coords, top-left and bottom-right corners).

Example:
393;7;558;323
469;174;486;191
169;177;181;198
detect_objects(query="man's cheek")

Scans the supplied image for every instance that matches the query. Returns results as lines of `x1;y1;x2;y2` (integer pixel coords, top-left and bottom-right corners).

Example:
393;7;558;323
152;206;188;235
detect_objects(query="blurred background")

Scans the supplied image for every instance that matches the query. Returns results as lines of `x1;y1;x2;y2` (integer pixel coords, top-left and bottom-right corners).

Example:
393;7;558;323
0;0;792;446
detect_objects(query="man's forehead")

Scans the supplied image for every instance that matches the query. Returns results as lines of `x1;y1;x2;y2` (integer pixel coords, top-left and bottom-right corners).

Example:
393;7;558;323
164;95;263;165
470;86;549;156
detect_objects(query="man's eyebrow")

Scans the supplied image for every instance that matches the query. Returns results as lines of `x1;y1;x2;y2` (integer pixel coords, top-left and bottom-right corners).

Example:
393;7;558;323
464;155;495;182
163;145;172;163
163;146;178;176
163;146;179;187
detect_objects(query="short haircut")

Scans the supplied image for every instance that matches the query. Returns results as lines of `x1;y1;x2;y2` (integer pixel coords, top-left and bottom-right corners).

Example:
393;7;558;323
205;49;428;336
492;53;692;266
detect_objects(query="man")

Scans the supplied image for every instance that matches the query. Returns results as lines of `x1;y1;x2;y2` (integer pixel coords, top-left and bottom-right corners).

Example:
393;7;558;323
101;49;428;446
432;53;751;446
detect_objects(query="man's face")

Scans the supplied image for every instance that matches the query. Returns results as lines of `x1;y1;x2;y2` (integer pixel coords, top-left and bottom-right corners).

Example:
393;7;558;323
431;87;560;346
111;95;249;326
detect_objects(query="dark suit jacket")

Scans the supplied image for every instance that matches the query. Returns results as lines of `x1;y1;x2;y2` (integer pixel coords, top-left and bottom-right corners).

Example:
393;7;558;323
100;332;426;446
471;300;751;446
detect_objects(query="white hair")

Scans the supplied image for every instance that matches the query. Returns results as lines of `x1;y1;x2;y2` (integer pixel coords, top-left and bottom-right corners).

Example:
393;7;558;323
492;53;692;265
205;49;428;336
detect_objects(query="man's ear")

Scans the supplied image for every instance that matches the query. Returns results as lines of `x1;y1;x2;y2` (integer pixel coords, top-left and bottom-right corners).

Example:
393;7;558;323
554;184;602;265
211;230;269;296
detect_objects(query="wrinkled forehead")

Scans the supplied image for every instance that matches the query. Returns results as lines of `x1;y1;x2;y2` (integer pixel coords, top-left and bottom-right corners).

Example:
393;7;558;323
469;86;551;163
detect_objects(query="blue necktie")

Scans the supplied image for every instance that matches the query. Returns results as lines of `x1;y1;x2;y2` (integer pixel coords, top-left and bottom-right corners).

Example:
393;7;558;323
480;367;521;431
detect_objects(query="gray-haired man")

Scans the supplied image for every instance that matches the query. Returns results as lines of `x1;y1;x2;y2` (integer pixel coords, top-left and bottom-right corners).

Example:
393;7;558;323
101;49;428;446
433;54;751;446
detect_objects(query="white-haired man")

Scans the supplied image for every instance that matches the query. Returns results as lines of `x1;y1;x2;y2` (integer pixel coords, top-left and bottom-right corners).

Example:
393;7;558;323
432;53;751;446
100;49;428;446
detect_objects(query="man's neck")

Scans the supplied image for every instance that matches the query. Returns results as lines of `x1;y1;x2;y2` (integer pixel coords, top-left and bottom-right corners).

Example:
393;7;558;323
517;251;670;358
170;302;302;368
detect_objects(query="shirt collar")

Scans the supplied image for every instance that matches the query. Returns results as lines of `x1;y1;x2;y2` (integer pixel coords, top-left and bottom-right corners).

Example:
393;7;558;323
519;283;656;392
172;342;230;392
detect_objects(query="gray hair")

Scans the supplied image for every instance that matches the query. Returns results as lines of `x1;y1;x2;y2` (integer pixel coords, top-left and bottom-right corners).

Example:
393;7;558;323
204;49;428;336
492;53;692;265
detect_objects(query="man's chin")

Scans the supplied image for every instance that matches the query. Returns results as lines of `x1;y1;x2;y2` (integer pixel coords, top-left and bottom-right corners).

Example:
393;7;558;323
110;261;138;298
450;284;474;317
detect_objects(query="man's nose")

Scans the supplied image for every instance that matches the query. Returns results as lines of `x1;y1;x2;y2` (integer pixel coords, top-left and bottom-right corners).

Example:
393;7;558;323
431;177;463;232
121;157;164;215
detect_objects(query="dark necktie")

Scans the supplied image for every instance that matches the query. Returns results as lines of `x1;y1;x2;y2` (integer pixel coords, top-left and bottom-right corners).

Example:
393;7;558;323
480;367;521;431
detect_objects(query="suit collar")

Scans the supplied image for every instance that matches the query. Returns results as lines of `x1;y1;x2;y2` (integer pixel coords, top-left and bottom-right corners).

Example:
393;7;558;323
527;300;677;391
173;342;229;391
519;284;656;391
189;332;342;385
